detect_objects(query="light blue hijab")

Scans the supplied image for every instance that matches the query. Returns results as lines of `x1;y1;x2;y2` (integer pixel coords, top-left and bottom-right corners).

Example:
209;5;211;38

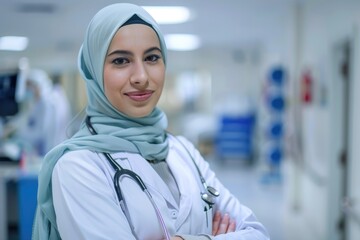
32;3;169;239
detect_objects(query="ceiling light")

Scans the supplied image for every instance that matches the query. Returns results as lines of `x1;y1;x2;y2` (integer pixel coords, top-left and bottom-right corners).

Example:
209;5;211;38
142;6;191;24
0;36;28;51
164;34;201;51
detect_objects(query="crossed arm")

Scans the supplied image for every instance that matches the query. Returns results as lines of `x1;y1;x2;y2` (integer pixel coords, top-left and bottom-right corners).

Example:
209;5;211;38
172;211;236;239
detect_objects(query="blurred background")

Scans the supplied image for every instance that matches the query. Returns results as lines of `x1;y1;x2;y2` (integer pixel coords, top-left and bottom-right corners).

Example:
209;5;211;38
1;0;360;239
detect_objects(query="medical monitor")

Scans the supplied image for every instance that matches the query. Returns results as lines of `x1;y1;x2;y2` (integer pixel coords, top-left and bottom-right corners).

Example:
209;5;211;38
0;70;22;116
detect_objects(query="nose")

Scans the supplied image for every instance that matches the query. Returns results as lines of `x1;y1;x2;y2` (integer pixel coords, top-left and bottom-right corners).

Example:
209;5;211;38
130;60;149;88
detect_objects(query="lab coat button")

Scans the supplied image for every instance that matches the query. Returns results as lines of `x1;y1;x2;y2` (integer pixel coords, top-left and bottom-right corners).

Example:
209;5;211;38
170;210;177;218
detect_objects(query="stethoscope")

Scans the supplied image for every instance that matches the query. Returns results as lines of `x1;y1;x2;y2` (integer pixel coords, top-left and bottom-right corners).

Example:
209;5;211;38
85;116;219;239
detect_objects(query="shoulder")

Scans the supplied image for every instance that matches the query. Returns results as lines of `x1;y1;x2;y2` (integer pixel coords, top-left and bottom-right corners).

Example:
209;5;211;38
168;134;195;149
58;149;97;163
168;134;201;163
54;149;104;175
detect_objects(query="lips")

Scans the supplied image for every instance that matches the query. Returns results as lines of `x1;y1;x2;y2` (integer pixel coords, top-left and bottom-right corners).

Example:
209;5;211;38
125;90;153;102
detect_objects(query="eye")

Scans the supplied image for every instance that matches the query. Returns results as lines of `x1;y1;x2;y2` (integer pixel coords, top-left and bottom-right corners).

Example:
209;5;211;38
112;57;129;65
145;54;161;63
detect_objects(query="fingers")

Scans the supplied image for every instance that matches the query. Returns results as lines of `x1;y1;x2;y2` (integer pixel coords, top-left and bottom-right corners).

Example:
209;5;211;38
212;211;222;235
212;211;236;236
170;237;184;240
217;213;230;234
228;219;236;232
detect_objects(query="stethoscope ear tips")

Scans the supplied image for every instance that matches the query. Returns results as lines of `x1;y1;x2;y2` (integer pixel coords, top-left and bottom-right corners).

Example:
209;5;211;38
207;186;220;197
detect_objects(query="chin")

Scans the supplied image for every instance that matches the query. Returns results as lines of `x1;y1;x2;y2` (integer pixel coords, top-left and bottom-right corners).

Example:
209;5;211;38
127;109;153;118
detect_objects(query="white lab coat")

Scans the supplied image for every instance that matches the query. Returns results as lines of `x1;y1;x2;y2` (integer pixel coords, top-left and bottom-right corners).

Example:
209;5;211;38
52;135;269;240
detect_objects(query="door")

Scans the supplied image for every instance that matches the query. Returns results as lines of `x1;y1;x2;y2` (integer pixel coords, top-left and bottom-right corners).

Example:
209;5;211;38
346;24;360;240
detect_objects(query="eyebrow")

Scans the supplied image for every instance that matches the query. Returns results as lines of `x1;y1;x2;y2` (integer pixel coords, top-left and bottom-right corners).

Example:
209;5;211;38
107;47;162;57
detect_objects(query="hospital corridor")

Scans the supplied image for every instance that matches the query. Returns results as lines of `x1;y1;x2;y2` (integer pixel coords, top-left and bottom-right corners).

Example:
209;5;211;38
1;0;360;240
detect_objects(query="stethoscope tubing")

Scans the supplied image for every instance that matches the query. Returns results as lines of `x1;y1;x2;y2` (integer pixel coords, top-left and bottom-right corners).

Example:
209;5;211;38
173;136;220;206
85;116;218;239
114;169;170;240
86;116;170;239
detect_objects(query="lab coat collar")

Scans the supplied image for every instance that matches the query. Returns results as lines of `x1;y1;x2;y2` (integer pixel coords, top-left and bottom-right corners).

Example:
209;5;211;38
111;152;178;210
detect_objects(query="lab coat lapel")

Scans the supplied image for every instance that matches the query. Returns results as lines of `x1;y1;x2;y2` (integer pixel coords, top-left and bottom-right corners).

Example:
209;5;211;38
166;143;196;229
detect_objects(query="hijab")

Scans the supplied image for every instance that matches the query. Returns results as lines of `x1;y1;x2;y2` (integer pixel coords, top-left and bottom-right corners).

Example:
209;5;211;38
32;3;169;239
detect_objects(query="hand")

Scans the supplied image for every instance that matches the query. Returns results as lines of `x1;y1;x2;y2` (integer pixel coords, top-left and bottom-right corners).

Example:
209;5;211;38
212;211;236;236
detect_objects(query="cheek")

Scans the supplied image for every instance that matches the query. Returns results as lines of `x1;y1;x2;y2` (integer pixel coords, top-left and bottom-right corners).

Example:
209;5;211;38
103;68;126;94
103;66;112;92
152;67;166;87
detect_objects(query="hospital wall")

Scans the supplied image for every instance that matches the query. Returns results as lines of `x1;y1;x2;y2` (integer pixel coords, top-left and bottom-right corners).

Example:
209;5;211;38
284;1;360;240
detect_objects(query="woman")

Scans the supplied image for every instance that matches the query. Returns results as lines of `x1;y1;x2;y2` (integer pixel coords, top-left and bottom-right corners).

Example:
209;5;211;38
32;3;270;240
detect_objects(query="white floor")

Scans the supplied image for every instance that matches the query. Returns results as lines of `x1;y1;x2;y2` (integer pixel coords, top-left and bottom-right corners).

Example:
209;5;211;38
207;157;286;240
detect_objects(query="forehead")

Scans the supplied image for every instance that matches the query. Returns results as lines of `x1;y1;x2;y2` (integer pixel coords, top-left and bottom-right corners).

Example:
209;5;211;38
108;24;160;50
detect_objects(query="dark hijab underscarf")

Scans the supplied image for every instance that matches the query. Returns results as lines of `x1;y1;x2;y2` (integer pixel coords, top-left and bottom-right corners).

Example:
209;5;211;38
32;3;168;239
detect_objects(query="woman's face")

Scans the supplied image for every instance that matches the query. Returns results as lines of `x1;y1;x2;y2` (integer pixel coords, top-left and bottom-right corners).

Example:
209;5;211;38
103;24;165;118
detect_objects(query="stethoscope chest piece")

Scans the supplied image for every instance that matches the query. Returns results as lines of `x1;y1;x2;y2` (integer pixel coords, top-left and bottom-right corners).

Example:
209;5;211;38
201;186;220;207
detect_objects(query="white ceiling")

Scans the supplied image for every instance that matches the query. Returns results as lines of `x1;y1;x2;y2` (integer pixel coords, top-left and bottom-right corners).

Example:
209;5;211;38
0;0;310;74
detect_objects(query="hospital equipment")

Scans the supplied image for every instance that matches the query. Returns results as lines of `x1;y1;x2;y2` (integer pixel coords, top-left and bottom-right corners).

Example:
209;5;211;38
85;116;219;240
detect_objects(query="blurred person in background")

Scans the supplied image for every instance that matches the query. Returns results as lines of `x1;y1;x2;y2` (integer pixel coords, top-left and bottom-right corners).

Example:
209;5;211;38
49;74;71;147
2;69;72;162
32;3;270;240
15;69;55;157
